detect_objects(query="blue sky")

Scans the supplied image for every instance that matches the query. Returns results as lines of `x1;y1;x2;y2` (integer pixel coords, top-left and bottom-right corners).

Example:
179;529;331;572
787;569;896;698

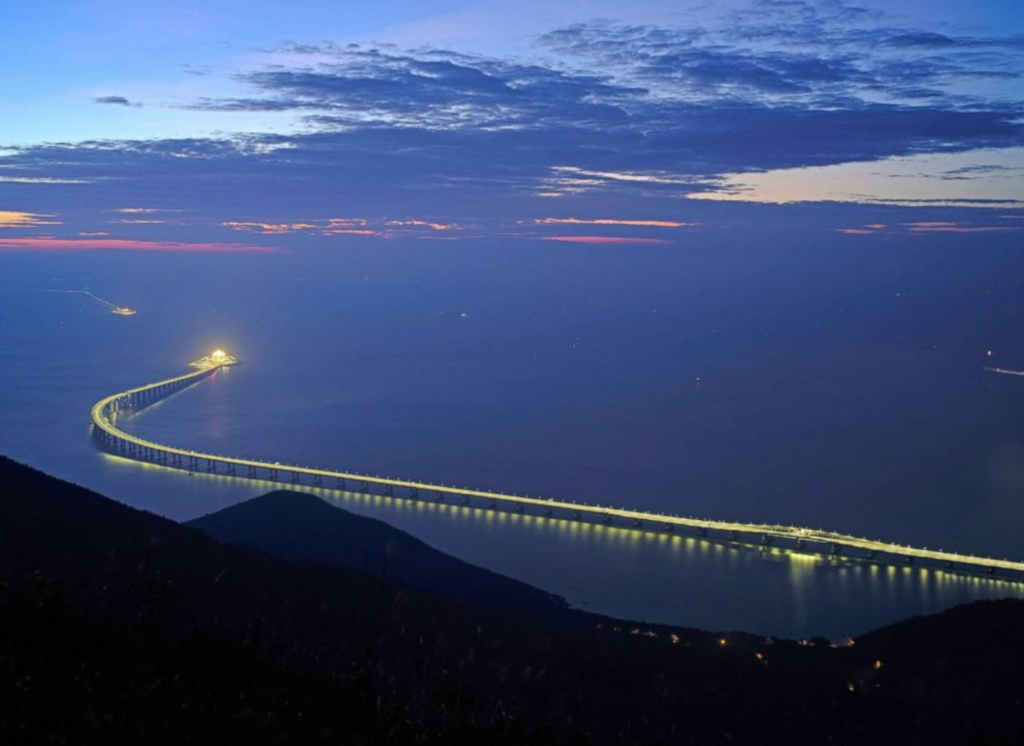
1;0;1021;251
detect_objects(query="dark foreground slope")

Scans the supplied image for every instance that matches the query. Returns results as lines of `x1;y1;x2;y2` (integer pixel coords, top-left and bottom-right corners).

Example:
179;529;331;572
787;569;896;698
188;490;567;614
2;455;1024;745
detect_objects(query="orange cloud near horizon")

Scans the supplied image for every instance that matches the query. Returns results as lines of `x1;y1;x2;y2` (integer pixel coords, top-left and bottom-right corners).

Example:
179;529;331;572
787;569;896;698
542;236;672;245
532;217;695;228
0;237;274;253
0;210;61;229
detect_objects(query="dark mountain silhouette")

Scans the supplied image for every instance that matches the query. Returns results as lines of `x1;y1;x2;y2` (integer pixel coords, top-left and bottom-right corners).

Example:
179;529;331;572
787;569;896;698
188;490;567;614
2;452;1024;745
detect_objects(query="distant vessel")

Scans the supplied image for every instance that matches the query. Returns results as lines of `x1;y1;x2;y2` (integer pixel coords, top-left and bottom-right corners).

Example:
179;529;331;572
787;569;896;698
46;289;137;316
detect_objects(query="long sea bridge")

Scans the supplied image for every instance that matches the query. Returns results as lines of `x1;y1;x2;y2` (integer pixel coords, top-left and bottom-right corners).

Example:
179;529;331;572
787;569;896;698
91;351;1024;580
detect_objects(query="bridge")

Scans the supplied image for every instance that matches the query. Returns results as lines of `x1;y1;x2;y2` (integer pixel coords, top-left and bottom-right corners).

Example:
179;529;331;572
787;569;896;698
91;352;1024;579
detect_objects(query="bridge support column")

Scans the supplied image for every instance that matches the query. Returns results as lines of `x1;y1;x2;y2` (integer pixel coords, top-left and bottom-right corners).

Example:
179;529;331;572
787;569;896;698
696;527;708;538
866;550;877;560
408;487;418;498
384;484;393;496
797;538;807;549
515;504;524;514
632;518;643;528
572;510;582;520
227;465;236;476
247;466;256;478
290;472;300;483
601;514;611;524
434;492;444;503
461;496;470;506
829;543;841;557
313;475;322;486
663;524;674;533
544;507;553;517
269;469;278;481
761;535;773;548
904;556;914;564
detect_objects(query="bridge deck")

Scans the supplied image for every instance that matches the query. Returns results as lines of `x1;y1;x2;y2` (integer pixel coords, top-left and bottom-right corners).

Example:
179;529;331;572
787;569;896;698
90;362;1024;577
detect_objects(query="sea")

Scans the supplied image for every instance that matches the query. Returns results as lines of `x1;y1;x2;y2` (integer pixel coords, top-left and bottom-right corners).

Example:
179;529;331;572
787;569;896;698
3;234;1024;639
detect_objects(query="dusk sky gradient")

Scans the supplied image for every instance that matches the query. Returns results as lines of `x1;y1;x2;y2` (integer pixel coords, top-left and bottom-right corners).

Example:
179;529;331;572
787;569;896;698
1;0;1022;253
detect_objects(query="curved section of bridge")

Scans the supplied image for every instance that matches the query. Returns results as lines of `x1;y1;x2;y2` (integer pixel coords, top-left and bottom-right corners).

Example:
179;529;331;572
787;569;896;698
91;357;1024;579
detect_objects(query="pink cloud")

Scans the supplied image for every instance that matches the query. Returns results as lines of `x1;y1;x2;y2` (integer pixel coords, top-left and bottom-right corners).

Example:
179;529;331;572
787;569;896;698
0;237;274;253
542;236;672;245
836;228;878;235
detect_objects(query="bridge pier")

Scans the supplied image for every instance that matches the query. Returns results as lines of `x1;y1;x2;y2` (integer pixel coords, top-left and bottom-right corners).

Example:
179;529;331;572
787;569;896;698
461;496;470;506
227;464;236;476
866;550;877;560
206;460;215;472
761;535;773;547
601;514;611;524
384;484;393;496
434;492;445;503
572;509;582;520
247;466;256;478
544;507;553;517
313;475;322;486
515;503;524;514
663;524;674;533
269;469;278;481
729;530;739;541
904;556;914;564
408;487;417;498
828;543;841;557
632;518;642;528
489;499;497;509
696;527;708;538
290;472;300;483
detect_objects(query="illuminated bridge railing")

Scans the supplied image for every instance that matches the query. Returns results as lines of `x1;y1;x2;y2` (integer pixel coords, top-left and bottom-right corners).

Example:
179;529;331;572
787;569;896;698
91;360;1024;580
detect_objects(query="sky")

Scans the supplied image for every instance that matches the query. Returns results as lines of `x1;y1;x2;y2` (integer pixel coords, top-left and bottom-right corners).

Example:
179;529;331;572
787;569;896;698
0;0;1022;252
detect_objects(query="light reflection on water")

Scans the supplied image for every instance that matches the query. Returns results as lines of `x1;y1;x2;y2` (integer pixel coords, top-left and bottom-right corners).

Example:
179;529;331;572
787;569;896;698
102;452;1024;638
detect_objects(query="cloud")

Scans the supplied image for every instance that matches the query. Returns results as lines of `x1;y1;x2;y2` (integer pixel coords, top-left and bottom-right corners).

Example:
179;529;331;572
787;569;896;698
0;210;60;228
902;221;1021;234
223;217;457;238
541;236;672;245
0;0;1021;236
385;220;458;231
0;237;273;253
836;221;1021;235
93;96;137;107
530;217;696;228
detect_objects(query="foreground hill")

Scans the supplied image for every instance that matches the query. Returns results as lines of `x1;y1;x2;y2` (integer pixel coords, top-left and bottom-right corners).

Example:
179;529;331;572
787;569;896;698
188;490;567;614
1;454;1023;745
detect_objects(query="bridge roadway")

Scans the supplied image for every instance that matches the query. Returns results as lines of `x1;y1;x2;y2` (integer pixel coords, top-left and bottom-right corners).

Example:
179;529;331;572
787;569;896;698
91;361;1024;578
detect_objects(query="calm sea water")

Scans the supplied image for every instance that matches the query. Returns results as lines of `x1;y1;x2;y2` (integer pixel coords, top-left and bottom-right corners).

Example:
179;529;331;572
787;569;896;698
3;235;1024;638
